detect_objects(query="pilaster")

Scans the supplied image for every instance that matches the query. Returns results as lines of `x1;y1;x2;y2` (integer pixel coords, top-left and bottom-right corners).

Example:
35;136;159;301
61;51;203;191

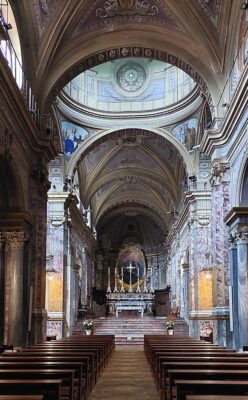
4;231;26;347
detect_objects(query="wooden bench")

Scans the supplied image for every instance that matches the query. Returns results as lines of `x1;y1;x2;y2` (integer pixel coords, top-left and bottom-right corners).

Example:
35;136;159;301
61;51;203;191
0;369;74;400
186;397;248;400
0;359;88;399
175;379;248;400
0;379;62;400
0;397;44;400
161;362;248;400
168;369;248;400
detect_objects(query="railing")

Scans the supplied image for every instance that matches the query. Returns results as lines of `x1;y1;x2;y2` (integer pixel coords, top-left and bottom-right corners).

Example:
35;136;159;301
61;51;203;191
0;14;54;136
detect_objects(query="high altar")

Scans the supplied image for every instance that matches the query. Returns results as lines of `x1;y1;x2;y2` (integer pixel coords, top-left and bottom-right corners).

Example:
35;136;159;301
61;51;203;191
106;245;154;317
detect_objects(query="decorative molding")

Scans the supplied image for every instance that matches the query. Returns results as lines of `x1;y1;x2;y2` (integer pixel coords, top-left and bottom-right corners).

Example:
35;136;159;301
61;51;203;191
96;1;159;18
209;162;230;186
51;46;211;107
234;226;248;244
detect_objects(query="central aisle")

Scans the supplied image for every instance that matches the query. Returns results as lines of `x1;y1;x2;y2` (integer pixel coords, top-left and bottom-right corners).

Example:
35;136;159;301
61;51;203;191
89;348;160;400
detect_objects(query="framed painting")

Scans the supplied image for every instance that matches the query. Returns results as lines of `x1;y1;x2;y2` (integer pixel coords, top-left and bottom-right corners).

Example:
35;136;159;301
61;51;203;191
116;244;146;290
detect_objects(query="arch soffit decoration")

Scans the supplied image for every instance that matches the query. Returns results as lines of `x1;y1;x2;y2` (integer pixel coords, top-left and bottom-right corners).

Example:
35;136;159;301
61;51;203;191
66;127;194;178
85;168;177;209
71;129;186;230
67;128;188;217
93;181;172;225
236;152;248;207
47;43;215;112
96;202;168;237
83;144;179;201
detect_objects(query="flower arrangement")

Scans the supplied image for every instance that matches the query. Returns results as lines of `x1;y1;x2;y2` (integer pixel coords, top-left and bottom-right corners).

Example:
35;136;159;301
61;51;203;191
166;320;175;330
83;319;93;330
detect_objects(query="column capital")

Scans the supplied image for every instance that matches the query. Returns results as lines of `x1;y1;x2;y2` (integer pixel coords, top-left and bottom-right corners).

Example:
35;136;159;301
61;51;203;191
0;232;5;247
4;231;27;249
228;231;237;248
233;226;248;244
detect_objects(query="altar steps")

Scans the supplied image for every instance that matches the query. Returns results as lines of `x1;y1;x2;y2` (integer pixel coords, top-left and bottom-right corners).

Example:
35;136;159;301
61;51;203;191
72;317;189;346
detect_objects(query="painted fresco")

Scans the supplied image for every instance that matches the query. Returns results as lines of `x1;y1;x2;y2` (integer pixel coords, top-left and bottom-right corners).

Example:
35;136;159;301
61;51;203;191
172;117;198;150
61;121;88;157
116;245;145;286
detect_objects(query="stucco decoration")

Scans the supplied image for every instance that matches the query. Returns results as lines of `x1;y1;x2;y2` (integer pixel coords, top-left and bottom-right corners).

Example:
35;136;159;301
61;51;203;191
73;0;181;37
33;0;59;37
196;0;222;27
116;61;147;93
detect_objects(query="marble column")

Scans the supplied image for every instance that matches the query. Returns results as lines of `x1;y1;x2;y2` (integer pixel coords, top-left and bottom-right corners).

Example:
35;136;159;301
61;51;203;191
228;233;239;348
72;264;80;323
182;262;190;320
63;220;72;337
236;227;248;349
4;231;25;347
0;233;5;345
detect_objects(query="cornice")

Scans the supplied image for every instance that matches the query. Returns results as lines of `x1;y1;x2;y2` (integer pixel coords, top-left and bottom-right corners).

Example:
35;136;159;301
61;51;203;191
201;64;248;157
56;84;203;129
0;211;34;232
68;196;96;248
224;207;248;226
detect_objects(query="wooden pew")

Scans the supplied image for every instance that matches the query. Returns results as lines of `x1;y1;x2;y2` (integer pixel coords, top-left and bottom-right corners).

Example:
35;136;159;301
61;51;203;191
161;362;248;400
0;359;87;399
0;379;62;400
0;397;44;400
175;380;248;400
0;369;74;400
168;369;248;400
186;397;248;400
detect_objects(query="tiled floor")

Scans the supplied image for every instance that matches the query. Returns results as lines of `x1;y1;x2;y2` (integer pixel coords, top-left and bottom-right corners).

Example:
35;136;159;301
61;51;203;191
89;348;160;400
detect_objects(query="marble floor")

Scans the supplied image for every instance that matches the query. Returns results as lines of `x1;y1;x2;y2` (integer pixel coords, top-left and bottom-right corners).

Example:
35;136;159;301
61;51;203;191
89;348;160;400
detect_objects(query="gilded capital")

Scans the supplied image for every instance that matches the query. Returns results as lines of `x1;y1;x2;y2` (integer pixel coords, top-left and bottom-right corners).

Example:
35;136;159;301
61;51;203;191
4;231;26;249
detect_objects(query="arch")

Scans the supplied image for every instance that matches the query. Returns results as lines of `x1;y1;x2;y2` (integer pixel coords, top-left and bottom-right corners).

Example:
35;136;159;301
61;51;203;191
65;127;195;180
239;158;248;206
45;42;216;113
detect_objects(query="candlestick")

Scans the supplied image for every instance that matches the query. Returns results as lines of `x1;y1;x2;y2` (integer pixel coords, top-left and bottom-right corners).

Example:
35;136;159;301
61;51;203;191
120;266;125;292
113;266;118;292
136;266;141;292
107;266;111;293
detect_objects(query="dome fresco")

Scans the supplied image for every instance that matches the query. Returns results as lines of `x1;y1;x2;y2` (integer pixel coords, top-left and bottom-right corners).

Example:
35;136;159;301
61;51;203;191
63;58;196;112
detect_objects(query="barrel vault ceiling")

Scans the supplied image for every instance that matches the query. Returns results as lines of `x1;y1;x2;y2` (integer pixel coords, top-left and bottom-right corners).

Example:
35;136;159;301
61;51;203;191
10;0;245;248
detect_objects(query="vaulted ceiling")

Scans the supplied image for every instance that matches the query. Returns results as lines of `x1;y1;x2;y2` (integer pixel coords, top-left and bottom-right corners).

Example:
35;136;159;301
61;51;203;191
11;0;241;109
9;0;245;249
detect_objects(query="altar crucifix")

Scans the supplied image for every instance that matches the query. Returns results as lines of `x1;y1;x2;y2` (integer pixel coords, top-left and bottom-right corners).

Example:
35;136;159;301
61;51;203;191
126;260;136;292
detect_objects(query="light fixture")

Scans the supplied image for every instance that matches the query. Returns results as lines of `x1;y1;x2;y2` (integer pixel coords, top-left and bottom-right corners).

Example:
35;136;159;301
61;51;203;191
241;2;248;10
3;22;12;30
